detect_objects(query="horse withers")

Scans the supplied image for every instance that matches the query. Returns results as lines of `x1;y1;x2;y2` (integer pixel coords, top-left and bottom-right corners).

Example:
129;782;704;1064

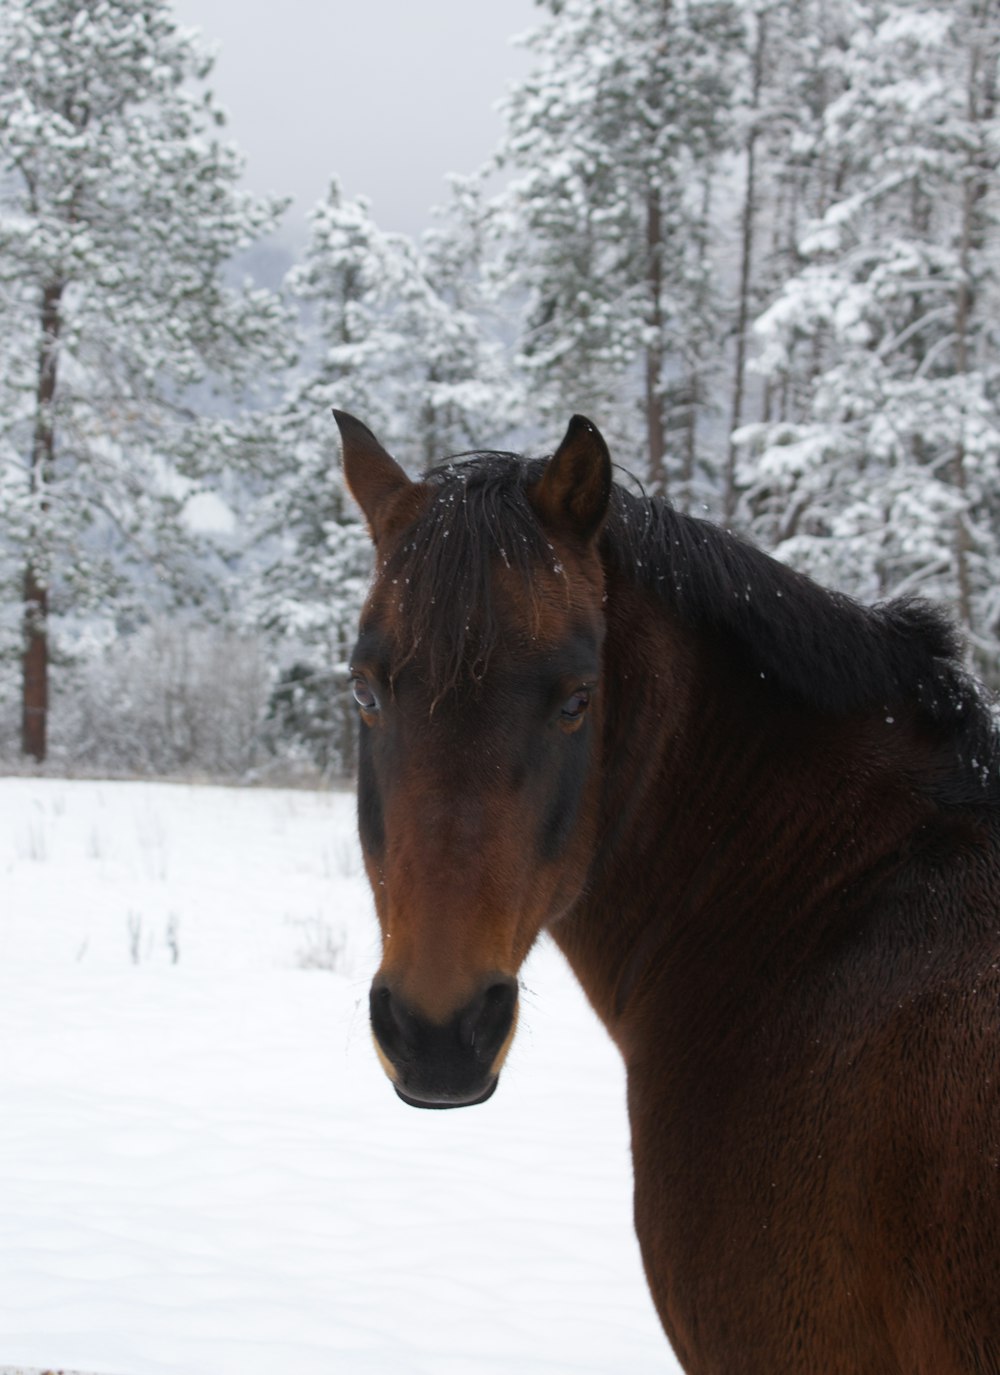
334;409;1000;1375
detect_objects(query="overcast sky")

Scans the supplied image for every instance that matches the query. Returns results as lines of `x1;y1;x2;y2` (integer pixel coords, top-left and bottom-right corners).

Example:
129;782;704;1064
171;0;539;245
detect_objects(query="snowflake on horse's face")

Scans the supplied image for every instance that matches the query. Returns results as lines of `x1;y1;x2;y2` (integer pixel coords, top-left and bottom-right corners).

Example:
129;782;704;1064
336;408;1000;1375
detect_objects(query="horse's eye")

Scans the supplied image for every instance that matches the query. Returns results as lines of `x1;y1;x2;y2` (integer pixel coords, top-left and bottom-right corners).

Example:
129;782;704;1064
352;675;379;714
560;689;590;725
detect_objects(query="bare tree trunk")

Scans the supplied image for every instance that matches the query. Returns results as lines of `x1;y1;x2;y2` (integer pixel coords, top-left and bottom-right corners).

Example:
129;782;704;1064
951;0;998;647
725;9;767;523
23;280;63;762
645;186;666;494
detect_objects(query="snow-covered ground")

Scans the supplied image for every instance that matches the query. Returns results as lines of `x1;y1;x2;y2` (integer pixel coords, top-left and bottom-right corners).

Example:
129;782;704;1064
0;778;676;1374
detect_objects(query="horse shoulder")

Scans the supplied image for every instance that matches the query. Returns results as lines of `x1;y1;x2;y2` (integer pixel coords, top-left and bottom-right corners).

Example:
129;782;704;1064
621;805;1000;1374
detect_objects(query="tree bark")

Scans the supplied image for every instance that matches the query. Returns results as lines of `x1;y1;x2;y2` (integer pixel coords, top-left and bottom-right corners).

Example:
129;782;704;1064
645;186;666;494
725;9;766;522
951;0;998;650
23;280;63;762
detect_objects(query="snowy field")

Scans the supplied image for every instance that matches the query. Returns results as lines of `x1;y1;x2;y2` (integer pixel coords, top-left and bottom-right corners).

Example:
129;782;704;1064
0;777;676;1375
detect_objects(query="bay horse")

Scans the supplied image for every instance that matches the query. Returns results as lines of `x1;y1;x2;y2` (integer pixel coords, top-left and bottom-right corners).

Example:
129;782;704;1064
334;409;1000;1374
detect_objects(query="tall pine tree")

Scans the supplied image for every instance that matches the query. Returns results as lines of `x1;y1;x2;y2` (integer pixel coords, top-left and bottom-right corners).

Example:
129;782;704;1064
0;0;289;759
740;0;1000;678
248;179;510;772
491;0;742;500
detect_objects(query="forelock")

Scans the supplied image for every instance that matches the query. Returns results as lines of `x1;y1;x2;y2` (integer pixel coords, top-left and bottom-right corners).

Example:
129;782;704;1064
374;452;561;696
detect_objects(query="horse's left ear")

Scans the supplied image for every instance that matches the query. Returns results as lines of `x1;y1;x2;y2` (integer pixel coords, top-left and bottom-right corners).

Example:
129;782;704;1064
333;410;412;544
530;415;612;545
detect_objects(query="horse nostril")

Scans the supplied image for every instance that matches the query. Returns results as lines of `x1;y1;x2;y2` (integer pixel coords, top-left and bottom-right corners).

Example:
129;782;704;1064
461;977;518;1063
370;981;412;1061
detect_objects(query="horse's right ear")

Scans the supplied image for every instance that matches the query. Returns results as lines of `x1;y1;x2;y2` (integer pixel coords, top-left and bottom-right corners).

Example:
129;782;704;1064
333;410;412;544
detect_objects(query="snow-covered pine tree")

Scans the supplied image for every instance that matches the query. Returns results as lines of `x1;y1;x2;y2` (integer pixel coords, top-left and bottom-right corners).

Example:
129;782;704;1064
724;0;853;515
0;0;289;760
249;179;510;773
490;0;743;502
739;0;1000;680
280;179;511;462
421;174;523;455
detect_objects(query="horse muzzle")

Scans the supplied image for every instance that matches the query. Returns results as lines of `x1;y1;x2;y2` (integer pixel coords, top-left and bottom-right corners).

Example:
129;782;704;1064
369;973;519;1109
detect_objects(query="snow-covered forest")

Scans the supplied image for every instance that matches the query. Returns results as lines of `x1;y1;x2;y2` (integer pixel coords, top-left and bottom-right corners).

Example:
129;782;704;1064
2;0;998;776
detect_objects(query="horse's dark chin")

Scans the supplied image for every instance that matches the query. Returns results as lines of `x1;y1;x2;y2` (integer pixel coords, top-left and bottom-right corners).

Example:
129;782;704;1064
393;1076;499;1110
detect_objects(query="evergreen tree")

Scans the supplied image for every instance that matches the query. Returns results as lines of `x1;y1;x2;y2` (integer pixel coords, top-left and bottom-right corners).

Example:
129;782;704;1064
725;0;855;515
248;180;511;772
285;180;507;467
739;0;1000;678
421;174;522;455
491;0;743;500
0;0;289;759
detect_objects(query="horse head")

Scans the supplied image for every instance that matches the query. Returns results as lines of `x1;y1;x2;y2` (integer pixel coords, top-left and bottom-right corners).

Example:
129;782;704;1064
335;411;610;1108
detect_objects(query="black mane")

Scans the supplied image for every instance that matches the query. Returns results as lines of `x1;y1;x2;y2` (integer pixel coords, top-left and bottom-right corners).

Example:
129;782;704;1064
377;450;998;801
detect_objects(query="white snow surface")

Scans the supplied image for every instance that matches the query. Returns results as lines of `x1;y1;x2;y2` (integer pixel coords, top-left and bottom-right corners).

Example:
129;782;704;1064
0;778;676;1374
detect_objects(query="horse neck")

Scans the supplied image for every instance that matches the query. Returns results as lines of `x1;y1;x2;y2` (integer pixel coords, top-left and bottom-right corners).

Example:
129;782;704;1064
551;575;936;1048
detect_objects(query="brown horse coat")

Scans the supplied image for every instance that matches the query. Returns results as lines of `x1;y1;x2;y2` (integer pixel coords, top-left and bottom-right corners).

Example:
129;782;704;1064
336;410;1000;1375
